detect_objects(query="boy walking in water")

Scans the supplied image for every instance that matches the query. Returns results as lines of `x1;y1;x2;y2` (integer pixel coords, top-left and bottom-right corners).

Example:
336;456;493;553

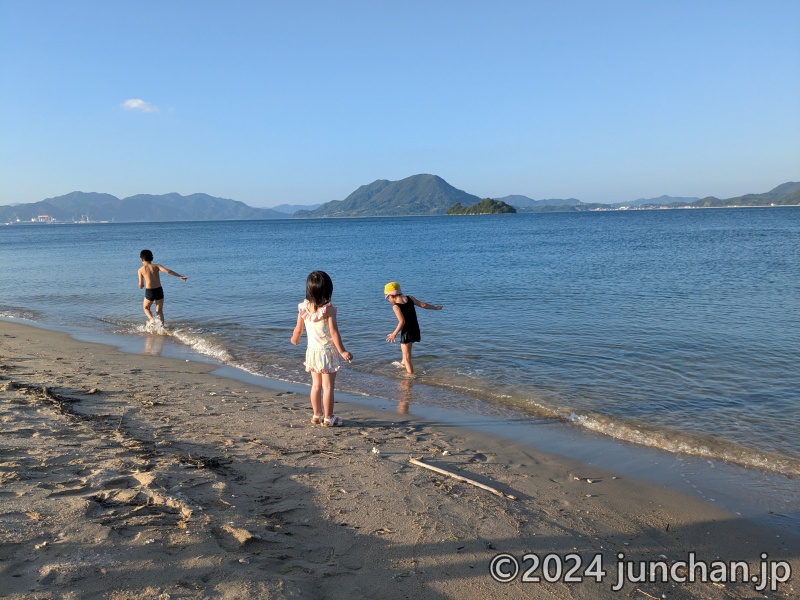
384;281;442;374
138;249;187;325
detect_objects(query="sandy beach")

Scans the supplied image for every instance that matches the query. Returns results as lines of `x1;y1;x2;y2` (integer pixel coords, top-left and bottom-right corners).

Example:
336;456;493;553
1;320;797;599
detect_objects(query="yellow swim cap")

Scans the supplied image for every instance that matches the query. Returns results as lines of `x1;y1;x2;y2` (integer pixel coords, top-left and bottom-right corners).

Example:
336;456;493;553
384;281;401;297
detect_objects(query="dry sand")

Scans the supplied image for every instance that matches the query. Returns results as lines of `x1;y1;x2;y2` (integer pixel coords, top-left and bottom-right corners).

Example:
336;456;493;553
1;320;797;599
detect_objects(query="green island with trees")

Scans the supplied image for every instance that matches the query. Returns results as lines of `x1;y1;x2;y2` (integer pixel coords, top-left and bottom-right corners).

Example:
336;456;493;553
446;198;517;215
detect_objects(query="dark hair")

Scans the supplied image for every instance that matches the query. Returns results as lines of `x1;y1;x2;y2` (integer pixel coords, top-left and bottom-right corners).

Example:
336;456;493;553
140;249;153;261
305;271;333;311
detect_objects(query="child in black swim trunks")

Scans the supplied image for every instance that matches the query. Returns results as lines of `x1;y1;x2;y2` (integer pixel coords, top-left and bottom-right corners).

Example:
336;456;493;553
384;281;442;374
138;249;187;325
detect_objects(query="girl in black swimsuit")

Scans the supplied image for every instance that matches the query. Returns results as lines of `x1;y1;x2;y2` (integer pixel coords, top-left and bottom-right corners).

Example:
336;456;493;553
384;281;443;374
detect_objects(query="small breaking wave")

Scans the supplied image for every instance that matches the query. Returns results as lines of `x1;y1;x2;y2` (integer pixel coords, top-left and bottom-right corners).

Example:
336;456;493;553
0;305;45;322
166;328;233;364
106;319;235;365
392;367;800;479
566;411;800;478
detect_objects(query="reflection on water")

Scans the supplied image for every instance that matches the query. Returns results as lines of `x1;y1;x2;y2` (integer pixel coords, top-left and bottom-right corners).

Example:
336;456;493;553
397;377;412;414
143;334;165;356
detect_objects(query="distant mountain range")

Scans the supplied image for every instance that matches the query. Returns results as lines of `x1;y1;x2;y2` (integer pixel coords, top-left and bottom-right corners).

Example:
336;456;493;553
2;178;798;223
495;195;582;208
497;194;698;211
621;195;701;207
498;182;800;212
270;202;322;214
690;181;800;208
0;192;285;223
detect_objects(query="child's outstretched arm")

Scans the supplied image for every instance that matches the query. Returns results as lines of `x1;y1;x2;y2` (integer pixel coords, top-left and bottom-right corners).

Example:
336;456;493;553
386;305;405;342
157;264;188;281
290;314;304;345
409;295;443;311
326;314;352;361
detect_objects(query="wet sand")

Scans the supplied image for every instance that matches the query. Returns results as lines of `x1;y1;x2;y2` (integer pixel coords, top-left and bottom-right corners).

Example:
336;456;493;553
1;320;797;599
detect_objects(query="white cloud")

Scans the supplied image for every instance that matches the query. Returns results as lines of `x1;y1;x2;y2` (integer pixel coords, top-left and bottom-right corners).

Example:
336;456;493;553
122;98;159;113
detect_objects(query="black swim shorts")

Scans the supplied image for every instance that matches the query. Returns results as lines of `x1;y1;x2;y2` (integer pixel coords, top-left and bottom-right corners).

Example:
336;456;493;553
144;287;164;301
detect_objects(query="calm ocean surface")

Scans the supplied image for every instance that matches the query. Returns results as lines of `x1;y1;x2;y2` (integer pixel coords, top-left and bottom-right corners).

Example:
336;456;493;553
2;209;799;483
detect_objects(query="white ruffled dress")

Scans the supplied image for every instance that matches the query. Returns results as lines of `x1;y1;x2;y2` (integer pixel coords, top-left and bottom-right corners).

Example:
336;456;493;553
299;300;346;374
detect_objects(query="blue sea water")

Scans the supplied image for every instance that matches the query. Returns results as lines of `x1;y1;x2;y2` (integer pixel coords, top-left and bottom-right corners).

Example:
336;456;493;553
2;208;799;485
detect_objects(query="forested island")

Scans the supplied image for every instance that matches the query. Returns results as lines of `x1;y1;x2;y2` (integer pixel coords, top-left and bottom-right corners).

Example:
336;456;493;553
446;198;517;215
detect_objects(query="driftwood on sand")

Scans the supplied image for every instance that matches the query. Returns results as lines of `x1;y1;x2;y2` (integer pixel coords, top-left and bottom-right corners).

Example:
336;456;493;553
409;457;518;500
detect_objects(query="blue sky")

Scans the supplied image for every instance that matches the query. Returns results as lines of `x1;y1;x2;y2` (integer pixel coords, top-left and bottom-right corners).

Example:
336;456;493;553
1;1;798;207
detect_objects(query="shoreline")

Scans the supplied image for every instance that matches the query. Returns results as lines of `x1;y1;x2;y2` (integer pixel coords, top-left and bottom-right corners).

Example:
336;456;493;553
213;366;800;532
1;319;798;598
9;317;798;531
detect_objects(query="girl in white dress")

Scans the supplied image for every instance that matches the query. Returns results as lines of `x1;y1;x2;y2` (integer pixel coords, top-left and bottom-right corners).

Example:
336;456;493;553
290;271;352;426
